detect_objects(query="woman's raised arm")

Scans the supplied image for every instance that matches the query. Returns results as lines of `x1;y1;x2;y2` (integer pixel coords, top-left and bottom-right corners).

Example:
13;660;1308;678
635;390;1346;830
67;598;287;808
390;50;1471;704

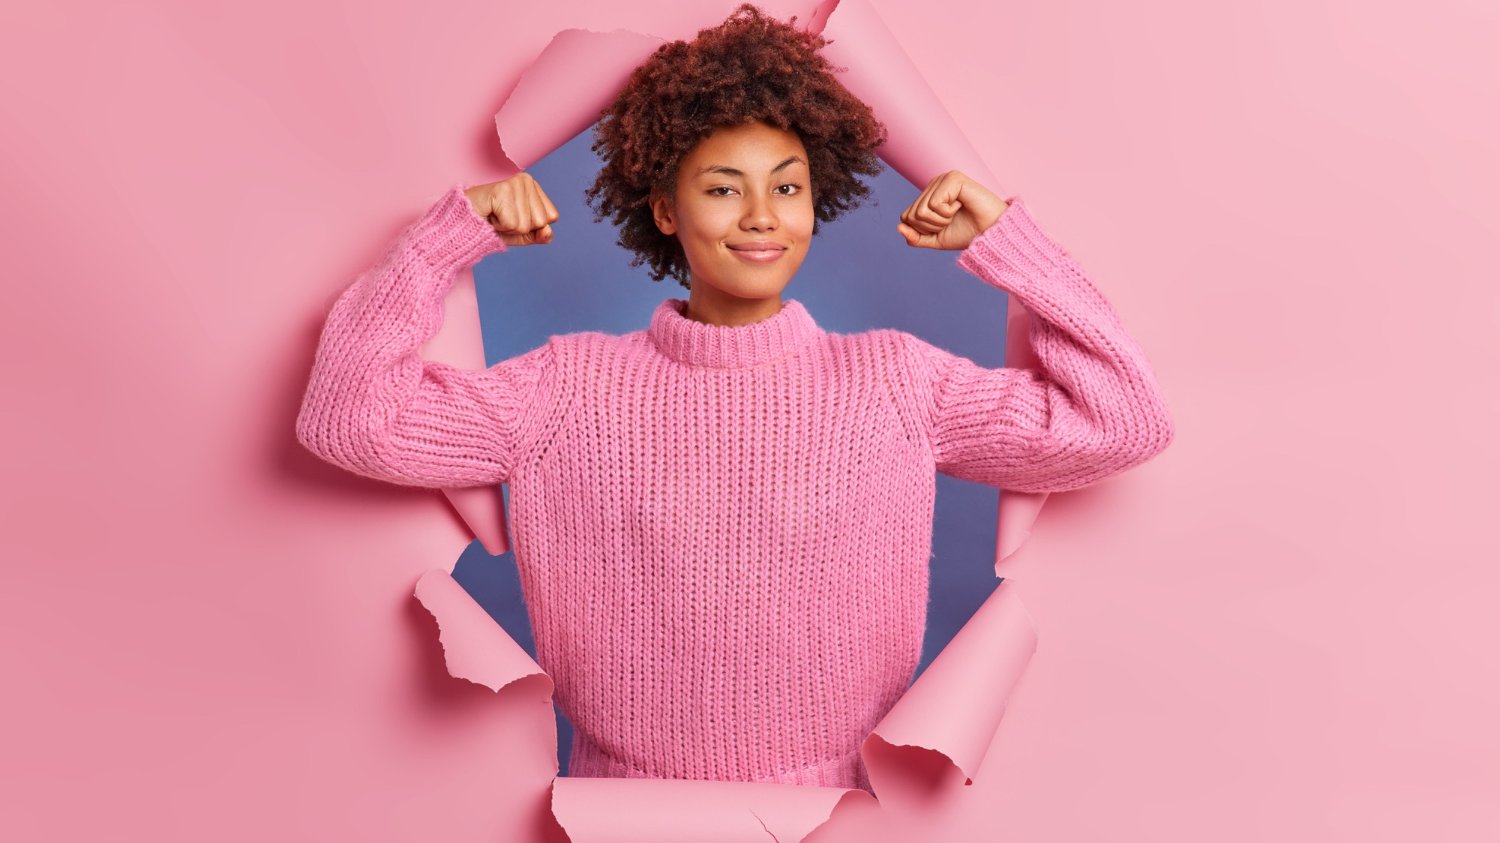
898;195;1175;493
294;180;559;488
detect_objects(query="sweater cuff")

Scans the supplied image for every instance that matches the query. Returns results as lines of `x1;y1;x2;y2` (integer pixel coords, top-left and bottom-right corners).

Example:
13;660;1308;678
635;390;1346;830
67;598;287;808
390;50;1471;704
955;196;1071;293
408;183;508;275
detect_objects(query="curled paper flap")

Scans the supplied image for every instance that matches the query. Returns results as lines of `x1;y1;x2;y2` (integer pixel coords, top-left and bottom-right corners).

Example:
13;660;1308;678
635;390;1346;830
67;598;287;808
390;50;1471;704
413;568;548;695
997;490;1046;563
441;486;510;556
816;0;999;191
416;567;1036;840
494;27;667;173
862;581;1037;801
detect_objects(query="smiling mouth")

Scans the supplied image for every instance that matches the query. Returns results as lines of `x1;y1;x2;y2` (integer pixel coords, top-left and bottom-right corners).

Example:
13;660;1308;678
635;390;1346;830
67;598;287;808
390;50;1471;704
726;242;788;263
727;245;786;263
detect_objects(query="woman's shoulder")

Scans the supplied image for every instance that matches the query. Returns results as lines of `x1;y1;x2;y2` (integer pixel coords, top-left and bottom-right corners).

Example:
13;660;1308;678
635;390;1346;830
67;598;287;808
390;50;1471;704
817;327;963;396
543;326;653;363
828;325;970;365
807;329;927;394
820;325;917;360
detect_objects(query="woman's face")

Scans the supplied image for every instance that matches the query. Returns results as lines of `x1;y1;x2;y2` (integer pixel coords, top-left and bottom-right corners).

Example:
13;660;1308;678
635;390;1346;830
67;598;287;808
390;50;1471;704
651;120;815;301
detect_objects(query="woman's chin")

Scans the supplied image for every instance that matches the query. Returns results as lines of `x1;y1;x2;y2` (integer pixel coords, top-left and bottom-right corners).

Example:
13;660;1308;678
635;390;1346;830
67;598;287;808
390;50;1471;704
701;280;792;302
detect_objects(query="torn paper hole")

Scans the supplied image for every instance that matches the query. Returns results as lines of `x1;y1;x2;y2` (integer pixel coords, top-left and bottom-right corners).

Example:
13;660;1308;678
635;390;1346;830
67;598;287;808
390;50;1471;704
424;0;1050;838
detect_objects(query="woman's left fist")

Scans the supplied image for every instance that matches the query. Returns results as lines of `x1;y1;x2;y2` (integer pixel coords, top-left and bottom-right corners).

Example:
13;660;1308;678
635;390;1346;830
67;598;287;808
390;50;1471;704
897;170;1009;251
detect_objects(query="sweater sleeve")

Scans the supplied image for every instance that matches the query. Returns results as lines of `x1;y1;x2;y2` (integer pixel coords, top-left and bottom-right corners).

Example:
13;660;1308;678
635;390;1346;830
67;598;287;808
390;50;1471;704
294;183;556;489
899;196;1175;493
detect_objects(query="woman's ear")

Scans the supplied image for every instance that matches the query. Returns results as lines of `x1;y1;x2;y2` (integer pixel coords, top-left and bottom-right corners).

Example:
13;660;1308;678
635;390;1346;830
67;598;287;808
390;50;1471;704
651;190;677;236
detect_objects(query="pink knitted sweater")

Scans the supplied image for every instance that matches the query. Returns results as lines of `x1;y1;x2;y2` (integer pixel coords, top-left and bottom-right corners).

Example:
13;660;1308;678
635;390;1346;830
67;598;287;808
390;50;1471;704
296;183;1174;792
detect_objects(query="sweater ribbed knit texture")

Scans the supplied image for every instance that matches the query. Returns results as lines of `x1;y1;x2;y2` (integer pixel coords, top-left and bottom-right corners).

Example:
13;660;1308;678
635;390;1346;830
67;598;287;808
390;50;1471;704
296;183;1175;792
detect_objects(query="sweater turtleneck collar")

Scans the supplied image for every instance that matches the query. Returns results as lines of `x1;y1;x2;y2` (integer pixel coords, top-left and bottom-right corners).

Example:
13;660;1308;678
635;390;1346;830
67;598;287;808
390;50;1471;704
648;297;821;369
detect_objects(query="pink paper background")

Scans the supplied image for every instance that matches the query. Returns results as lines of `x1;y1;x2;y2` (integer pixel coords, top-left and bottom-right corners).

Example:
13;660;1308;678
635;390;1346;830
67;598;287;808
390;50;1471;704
3;0;1496;841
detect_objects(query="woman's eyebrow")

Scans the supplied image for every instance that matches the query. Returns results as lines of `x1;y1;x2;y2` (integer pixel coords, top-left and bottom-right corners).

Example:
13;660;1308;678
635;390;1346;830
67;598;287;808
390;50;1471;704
696;155;806;177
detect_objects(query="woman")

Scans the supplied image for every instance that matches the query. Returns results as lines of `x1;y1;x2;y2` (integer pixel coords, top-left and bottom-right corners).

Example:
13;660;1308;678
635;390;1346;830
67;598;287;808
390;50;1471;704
295;4;1174;793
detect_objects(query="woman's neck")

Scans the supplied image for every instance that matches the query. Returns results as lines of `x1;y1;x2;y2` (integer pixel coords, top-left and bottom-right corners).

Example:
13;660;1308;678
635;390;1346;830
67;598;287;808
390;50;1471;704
683;283;784;327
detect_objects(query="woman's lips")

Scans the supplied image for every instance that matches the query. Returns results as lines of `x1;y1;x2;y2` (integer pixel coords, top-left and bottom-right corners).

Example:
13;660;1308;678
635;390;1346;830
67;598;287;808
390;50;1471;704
727;244;786;263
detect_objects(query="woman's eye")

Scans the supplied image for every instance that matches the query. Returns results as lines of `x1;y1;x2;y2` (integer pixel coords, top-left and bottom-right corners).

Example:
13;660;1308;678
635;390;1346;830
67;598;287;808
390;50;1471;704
708;184;802;197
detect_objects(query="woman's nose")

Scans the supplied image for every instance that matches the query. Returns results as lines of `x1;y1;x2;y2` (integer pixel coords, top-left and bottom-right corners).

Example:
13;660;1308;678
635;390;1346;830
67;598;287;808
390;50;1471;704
740;191;777;230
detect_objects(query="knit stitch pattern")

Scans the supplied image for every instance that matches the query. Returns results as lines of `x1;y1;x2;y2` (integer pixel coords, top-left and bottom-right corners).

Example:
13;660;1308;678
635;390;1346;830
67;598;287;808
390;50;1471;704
296;183;1175;792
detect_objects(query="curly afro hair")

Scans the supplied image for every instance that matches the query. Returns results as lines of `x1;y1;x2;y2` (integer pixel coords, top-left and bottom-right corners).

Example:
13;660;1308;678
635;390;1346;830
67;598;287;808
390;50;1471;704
583;3;888;289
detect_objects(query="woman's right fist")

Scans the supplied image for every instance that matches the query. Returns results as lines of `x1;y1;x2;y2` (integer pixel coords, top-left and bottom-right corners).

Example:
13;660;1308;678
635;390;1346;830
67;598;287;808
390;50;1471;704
464;172;559;247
